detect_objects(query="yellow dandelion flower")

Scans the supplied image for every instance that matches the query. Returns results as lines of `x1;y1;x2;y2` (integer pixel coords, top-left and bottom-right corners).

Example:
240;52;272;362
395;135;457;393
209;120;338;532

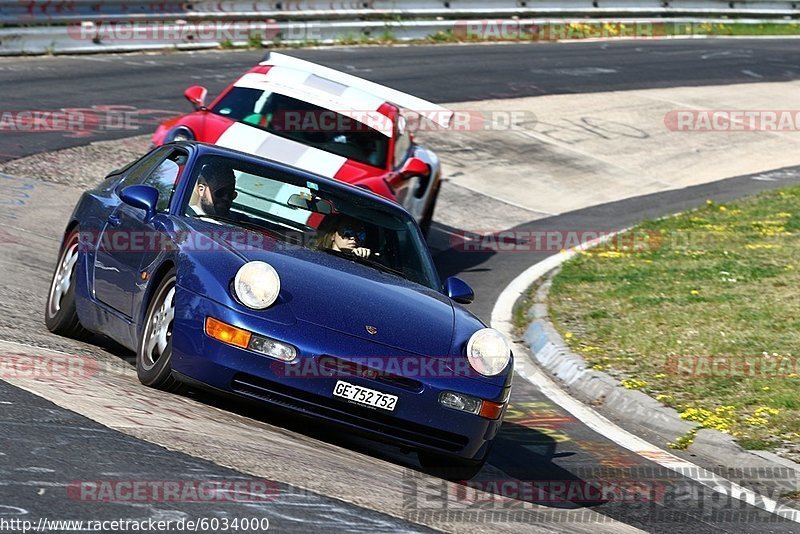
745;416;768;426
620;378;648;390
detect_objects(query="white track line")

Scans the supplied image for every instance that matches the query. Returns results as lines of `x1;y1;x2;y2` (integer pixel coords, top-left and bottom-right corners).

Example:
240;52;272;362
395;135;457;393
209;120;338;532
491;239;800;524
1;338;76;356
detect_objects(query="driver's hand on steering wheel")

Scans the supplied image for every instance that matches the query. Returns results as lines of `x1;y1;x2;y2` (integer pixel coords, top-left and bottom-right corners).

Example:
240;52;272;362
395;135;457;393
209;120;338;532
352;247;371;258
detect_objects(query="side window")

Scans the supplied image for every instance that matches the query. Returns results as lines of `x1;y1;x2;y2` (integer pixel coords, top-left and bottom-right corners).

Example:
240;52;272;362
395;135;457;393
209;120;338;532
143;149;188;212
211;87;262;120
120;147;170;187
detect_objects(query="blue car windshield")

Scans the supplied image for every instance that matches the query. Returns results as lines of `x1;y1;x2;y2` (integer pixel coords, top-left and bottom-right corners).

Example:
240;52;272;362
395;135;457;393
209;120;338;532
211;87;390;168
183;155;440;291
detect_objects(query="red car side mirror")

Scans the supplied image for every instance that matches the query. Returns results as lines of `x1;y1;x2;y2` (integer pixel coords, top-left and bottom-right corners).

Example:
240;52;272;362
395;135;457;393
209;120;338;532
184;85;208;110
397;157;429;179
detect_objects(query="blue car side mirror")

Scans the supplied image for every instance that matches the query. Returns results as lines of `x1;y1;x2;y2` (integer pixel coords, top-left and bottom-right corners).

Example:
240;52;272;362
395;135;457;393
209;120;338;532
120;185;159;223
445;276;474;304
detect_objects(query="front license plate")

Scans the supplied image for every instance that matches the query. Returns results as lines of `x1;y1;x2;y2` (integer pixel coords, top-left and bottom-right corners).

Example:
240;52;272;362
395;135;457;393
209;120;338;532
333;380;398;412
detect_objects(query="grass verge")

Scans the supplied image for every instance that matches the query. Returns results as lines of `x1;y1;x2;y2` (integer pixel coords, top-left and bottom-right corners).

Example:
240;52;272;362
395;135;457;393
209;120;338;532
548;187;800;462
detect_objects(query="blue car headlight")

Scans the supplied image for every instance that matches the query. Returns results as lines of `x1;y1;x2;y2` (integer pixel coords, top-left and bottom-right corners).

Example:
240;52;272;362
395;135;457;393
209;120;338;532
466;328;511;376
233;261;280;309
165;125;195;143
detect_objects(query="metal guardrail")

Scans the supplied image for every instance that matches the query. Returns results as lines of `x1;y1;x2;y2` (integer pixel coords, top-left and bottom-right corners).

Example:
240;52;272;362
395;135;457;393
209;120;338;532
1;1;799;24
2;17;798;56
0;1;798;55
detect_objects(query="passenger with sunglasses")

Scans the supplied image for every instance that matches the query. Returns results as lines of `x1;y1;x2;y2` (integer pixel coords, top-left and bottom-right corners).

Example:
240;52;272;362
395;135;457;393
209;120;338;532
188;162;239;218
316;216;372;259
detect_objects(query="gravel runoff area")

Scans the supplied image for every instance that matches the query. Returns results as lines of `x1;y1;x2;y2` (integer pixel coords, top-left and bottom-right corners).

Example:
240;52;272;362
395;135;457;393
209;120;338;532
0;137;157;366
0;135;153;188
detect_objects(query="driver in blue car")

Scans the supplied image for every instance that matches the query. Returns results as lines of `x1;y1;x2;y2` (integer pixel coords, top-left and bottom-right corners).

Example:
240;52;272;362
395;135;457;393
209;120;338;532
317;216;372;259
188;162;238;218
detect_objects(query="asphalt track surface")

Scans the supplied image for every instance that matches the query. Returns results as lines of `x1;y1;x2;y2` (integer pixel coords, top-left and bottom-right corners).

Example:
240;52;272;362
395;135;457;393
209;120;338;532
1;40;800;532
0;379;436;533
2;39;800;162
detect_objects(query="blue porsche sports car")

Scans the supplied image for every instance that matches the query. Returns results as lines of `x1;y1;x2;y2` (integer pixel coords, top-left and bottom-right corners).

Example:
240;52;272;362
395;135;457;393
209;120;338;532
45;141;513;478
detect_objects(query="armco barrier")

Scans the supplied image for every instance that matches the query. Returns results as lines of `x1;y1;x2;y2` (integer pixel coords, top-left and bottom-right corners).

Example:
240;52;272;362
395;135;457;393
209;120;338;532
0;19;450;55
0;1;798;24
2;16;798;56
0;1;798;55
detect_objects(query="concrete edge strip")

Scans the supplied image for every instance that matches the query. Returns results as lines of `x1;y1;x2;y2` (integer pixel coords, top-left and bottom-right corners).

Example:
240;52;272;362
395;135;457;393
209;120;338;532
490;232;800;524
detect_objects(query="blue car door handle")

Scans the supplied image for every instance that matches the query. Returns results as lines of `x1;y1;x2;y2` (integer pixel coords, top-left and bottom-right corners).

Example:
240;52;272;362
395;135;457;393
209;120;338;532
107;214;121;227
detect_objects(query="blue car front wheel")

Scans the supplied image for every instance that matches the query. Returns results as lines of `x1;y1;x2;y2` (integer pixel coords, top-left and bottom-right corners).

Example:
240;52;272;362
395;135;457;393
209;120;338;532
136;269;183;392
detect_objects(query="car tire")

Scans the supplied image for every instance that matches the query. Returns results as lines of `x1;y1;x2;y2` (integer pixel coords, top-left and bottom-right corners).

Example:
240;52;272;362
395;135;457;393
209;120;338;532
136;269;184;392
45;229;88;339
418;446;489;481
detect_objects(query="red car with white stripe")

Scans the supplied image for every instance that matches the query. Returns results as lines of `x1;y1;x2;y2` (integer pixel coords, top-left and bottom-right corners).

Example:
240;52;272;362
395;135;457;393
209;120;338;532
152;52;453;235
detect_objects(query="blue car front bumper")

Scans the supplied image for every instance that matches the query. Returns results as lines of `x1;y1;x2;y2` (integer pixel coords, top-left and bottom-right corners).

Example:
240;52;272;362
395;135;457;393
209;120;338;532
170;287;509;459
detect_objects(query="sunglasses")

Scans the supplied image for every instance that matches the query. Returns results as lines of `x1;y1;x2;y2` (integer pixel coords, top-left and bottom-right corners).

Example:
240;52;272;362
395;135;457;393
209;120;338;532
212;186;236;199
338;227;366;242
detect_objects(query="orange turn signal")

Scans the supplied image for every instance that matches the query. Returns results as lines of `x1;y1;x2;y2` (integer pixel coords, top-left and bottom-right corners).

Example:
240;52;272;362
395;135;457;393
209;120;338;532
479;400;506;420
205;317;252;349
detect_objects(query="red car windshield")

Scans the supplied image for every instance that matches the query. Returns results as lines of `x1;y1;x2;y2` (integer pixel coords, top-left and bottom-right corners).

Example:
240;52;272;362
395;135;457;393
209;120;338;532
211;87;390;168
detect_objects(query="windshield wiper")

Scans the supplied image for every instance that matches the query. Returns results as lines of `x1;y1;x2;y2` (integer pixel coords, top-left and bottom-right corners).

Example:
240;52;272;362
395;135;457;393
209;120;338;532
193;214;279;238
193;213;229;223
321;248;405;278
357;256;405;278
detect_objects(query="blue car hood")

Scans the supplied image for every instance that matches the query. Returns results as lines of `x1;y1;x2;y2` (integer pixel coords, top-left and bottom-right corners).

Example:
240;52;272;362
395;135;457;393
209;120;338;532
190;223;457;357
